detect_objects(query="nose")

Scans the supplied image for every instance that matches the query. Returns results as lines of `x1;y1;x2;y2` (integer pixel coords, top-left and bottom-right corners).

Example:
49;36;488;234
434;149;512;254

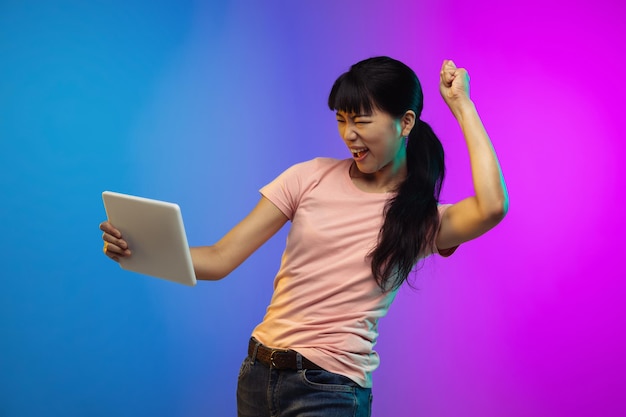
340;122;357;142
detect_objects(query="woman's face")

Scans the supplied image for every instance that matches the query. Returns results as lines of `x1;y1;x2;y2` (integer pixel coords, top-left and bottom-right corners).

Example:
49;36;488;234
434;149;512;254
335;107;414;176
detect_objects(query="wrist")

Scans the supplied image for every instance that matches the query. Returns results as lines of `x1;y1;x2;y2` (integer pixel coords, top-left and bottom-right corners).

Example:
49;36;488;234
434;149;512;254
450;98;476;122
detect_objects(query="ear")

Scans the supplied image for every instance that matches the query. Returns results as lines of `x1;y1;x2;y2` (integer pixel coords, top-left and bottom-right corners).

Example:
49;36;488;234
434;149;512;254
400;110;416;137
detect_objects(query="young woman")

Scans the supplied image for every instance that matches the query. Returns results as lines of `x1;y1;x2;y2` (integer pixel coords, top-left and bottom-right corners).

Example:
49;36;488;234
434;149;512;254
101;56;508;417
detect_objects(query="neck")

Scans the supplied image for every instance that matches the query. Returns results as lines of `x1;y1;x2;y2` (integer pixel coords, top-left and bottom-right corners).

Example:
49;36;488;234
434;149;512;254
350;151;407;193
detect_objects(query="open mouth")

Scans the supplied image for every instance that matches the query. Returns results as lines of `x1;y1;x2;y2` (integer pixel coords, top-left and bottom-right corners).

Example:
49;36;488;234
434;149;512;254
351;148;369;159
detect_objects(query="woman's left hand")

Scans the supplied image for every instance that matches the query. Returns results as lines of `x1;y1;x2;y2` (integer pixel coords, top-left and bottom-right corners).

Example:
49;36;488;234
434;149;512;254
439;60;472;116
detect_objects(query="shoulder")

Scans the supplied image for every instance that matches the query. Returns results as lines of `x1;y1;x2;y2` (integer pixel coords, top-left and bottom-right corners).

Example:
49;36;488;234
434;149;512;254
294;157;346;170
281;157;348;179
261;157;348;218
265;157;349;197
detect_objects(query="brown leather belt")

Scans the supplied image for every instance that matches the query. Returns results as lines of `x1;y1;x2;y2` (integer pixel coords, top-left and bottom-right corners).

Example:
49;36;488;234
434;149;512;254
248;338;323;371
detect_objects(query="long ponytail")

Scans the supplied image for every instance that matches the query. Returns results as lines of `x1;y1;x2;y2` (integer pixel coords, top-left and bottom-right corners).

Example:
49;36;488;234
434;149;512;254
370;119;445;291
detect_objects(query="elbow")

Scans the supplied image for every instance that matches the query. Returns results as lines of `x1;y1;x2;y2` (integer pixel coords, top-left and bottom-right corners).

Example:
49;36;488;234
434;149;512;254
195;262;233;281
485;195;509;225
487;178;509;224
195;270;228;281
191;246;233;281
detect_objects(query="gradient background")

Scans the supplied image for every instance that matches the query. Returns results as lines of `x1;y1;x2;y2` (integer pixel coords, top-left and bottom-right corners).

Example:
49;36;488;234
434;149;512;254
1;1;625;416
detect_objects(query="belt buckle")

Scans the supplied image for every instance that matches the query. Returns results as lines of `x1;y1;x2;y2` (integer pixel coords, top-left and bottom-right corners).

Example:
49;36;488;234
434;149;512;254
269;349;289;369
269;349;280;368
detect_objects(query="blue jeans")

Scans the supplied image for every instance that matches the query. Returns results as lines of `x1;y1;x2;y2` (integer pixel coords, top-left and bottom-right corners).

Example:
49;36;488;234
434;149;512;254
236;350;372;417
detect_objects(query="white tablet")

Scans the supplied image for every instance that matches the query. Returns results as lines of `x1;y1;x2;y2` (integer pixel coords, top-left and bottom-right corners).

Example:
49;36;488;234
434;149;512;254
102;191;197;286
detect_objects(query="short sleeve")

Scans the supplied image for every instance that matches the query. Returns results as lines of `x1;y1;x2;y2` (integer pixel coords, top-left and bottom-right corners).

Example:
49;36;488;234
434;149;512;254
259;160;320;221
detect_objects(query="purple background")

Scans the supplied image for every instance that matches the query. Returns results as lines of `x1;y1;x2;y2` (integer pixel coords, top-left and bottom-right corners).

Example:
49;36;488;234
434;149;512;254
1;0;624;416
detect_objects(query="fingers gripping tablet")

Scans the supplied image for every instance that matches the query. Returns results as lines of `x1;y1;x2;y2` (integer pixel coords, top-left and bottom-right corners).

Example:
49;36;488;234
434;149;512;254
102;191;197;286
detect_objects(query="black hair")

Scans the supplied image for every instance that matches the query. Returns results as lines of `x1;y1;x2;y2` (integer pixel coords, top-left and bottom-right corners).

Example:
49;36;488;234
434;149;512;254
328;56;445;291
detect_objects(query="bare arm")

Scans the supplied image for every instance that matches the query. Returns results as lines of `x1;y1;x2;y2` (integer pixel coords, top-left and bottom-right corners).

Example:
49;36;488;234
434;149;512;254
101;196;289;280
435;60;509;250
190;196;288;280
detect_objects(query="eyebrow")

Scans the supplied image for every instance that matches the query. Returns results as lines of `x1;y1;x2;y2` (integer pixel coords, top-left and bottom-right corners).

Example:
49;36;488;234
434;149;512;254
335;112;372;118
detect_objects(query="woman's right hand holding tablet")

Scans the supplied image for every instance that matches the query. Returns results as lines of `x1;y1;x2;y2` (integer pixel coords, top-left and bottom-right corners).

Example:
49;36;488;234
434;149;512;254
100;221;131;262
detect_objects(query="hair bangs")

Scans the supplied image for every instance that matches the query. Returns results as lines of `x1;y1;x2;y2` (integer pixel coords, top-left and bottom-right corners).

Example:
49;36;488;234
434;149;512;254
328;72;374;115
